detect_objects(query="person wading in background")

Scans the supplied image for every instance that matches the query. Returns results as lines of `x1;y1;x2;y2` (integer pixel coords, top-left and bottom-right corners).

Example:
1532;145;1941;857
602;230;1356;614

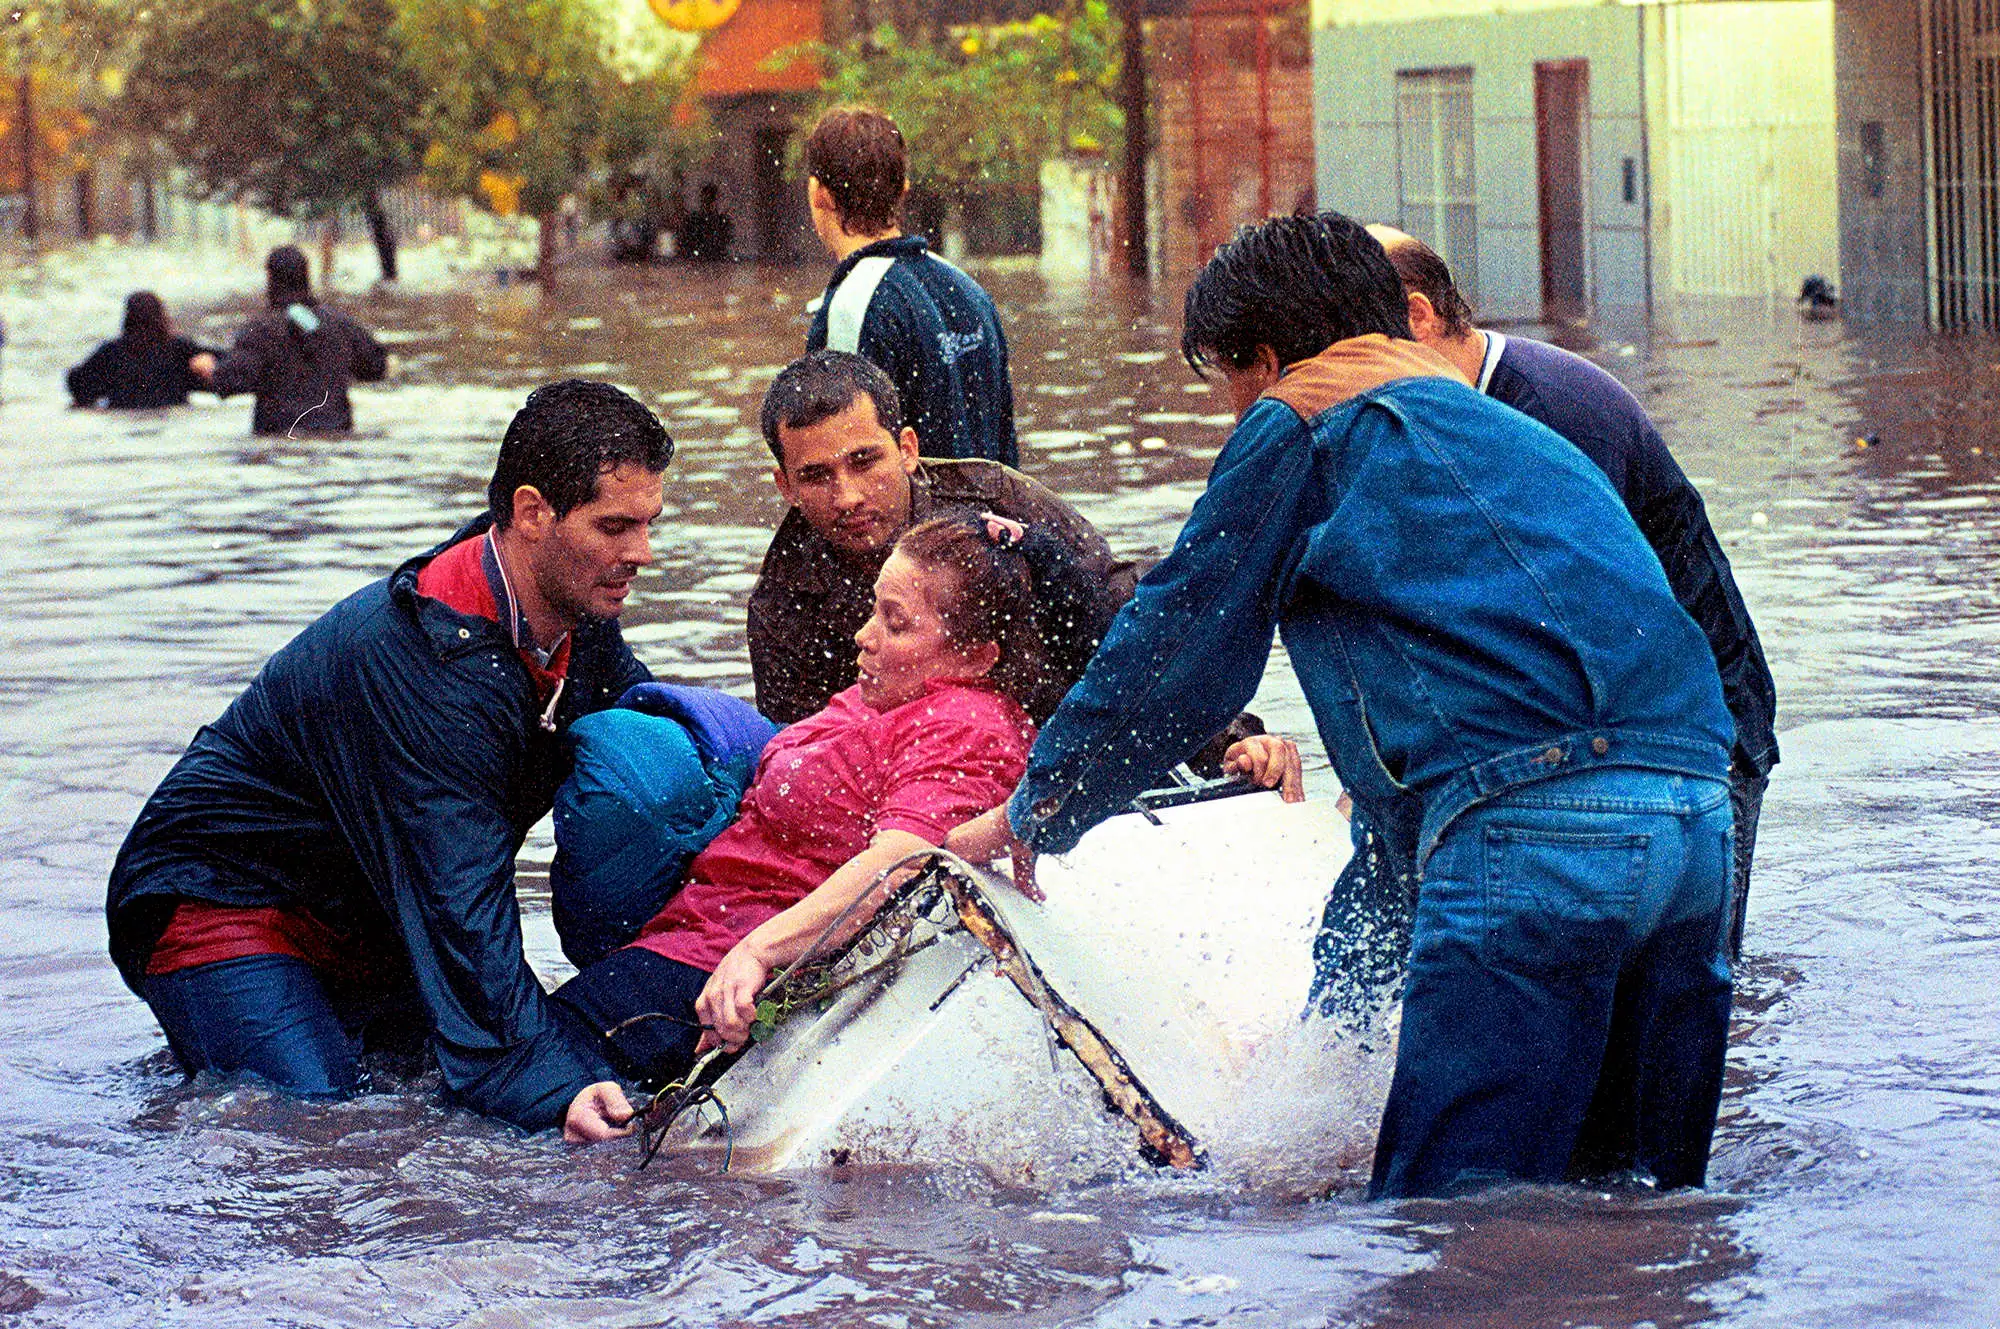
195;245;387;435
803;106;1017;467
66;291;218;410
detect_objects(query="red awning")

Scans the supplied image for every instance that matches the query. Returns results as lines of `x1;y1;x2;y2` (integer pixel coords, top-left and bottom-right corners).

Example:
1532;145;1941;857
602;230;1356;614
694;0;825;99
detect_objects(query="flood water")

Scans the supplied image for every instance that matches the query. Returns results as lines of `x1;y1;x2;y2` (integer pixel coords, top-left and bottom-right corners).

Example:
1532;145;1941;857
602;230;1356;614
2;244;1998;1326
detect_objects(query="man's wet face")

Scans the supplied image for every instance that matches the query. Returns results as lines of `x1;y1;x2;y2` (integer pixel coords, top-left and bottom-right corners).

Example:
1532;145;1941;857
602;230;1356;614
532;463;662;624
772;393;921;559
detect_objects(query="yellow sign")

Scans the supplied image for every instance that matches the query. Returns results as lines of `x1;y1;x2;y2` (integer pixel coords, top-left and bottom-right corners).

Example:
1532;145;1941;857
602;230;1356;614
647;0;740;32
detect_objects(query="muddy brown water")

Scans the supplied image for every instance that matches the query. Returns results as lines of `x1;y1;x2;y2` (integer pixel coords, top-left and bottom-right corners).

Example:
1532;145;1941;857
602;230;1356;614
1;248;1998;1326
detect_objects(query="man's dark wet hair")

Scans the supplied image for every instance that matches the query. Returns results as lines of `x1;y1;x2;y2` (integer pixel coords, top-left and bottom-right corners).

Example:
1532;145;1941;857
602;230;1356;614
759;349;904;466
122;291;170;344
805;106;907;236
265;245;313;308
1376;230;1475;338
488;380;674;528
1181;211;1412;374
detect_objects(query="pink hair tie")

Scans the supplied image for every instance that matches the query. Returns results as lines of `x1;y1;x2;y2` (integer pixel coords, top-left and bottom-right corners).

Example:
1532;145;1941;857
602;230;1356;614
978;512;1026;548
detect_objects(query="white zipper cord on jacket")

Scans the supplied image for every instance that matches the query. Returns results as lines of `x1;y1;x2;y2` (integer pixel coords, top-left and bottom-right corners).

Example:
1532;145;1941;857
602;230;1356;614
487;529;565;733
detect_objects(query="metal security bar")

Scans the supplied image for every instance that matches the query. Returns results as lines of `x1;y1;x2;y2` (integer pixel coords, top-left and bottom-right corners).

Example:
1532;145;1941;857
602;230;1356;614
1395;67;1479;309
1925;0;2000;330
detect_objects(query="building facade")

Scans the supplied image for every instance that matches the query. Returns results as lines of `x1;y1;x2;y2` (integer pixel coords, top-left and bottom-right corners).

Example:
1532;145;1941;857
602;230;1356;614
1835;0;2000;331
1145;0;1316;278
1311;0;1839;326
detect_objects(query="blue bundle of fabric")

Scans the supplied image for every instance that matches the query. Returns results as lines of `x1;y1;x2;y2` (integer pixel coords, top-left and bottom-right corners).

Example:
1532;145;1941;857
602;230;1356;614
551;684;778;967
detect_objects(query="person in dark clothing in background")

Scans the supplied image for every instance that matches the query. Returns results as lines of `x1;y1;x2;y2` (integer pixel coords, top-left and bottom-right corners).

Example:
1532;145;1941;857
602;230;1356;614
803;106;1017;466
66;291;217;409
196;245;387;435
747;350;1132;727
105;381;670;1138
676;182;734;262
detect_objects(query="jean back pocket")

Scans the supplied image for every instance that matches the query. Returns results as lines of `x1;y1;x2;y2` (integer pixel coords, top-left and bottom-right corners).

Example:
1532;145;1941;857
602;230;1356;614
1481;825;1650;978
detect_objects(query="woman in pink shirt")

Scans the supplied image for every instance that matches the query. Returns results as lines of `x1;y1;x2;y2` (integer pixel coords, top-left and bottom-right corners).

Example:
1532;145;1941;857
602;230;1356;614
556;513;1049;1140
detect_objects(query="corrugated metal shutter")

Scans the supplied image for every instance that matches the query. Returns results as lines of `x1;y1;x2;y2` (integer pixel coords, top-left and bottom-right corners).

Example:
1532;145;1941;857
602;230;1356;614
1394;67;1479;308
1663;1;1838;301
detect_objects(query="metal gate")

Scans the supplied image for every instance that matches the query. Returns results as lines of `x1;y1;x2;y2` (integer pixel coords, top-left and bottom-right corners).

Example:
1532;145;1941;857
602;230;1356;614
1925;0;2000;330
1186;0;1314;260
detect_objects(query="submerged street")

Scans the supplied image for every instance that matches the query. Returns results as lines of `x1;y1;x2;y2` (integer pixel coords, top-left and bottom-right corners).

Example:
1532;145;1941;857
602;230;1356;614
1;243;1998;1326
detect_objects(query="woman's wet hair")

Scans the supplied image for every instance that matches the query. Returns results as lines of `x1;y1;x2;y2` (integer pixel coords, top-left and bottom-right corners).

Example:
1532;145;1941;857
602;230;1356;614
893;515;1054;717
805;106;907;236
122;291;171;345
1181;210;1412;374
488;380;674;527
760;349;903;465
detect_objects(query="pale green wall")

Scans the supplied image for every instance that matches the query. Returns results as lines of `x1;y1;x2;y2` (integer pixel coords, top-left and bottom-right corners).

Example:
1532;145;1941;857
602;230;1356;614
1312;5;1649;320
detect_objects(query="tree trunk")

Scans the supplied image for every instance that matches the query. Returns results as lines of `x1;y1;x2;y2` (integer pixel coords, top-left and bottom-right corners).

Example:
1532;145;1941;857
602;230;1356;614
17;71;37;243
1115;0;1149;278
317;215;340;293
139;173;158;242
363;190;399;282
536;210;558;284
75;167;95;237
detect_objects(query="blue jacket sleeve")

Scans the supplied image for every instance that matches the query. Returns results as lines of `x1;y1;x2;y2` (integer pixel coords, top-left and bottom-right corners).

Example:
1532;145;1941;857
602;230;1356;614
1007;401;1324;854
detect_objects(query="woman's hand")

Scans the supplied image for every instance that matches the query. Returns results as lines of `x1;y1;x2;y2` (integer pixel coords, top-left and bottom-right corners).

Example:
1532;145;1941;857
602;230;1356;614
695;944;772;1054
564;1081;635;1143
1223;734;1305;803
943;805;1042;902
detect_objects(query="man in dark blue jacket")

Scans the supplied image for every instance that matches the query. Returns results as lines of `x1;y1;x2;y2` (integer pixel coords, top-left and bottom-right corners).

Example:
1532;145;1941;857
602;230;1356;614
802;106;1017;467
955;213;1737;1198
106;381;669;1138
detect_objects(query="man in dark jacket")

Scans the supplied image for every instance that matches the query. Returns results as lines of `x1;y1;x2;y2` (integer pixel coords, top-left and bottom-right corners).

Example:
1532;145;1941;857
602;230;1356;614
106;380;669;1138
747;350;1133;727
803;106;1017;466
197;245;387;435
1372;225;1777;956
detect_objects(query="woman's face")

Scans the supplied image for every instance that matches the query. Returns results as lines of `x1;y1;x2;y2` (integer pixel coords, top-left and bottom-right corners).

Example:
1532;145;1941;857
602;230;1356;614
854;551;997;711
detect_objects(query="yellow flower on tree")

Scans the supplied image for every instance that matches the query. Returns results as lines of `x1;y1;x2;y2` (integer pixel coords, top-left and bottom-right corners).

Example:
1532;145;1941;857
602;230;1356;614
478;169;523;216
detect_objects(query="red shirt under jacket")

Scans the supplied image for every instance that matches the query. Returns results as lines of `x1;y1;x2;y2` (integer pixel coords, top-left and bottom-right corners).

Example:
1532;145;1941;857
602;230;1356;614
147;532;568;977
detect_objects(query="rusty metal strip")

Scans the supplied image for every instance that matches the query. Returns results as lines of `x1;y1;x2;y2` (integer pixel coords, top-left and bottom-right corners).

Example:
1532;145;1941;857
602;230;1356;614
929;860;1205;1171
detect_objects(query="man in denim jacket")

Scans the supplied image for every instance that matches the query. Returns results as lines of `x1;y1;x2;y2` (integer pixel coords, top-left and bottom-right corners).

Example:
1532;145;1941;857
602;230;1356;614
958;213;1737;1198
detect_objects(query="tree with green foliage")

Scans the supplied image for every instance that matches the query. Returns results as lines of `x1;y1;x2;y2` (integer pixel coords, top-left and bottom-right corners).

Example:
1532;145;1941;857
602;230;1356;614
124;0;424;279
397;0;703;281
3;0;149;241
807;4;1124;208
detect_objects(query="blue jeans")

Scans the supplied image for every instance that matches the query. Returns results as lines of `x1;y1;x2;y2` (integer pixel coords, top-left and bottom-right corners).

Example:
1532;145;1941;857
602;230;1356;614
1307;807;1417;1032
144;954;356;1098
1370;766;1735;1199
143;954;422;1100
548;947;711;1089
